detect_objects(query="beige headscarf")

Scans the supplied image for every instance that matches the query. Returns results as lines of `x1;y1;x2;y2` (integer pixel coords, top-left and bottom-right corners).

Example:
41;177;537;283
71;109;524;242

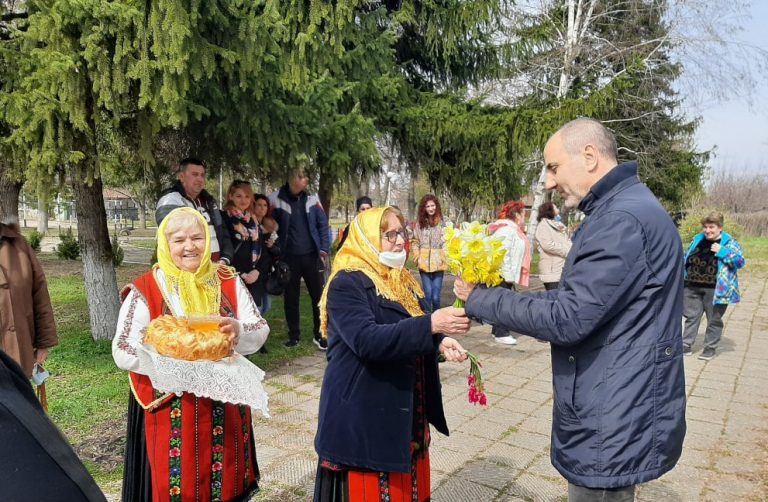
319;207;424;338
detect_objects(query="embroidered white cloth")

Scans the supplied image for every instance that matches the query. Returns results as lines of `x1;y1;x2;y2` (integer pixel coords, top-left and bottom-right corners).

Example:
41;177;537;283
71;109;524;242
137;345;270;417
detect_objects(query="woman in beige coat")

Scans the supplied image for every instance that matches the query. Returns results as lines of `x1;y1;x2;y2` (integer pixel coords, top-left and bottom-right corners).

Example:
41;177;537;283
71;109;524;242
0;220;58;378
534;202;572;290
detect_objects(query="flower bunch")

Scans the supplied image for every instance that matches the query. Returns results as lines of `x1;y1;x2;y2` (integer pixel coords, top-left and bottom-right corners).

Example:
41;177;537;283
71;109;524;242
466;352;487;406
444;222;506;306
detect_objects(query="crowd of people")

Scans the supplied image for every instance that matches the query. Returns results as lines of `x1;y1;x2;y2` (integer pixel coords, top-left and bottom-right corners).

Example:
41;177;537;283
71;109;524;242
0;118;748;502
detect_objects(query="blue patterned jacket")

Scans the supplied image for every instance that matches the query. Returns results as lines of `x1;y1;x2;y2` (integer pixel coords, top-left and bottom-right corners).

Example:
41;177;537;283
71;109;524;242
684;231;745;304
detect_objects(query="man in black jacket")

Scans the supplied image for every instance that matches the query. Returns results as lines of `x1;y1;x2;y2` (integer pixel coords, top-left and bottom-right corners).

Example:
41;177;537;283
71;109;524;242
155;158;233;264
455;118;686;501
0;351;106;501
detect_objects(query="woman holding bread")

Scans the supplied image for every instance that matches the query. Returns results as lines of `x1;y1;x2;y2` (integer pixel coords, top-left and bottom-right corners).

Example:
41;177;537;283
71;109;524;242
112;207;269;502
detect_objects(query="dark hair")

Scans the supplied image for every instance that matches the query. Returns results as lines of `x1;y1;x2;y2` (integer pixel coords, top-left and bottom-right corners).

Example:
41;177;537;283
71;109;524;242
180;157;205;171
356;196;373;211
417;194;443;228
537;201;557;221
253;193;271;216
498;200;525;220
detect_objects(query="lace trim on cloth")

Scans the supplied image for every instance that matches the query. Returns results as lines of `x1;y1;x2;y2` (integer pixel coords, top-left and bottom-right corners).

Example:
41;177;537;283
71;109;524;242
136;345;270;417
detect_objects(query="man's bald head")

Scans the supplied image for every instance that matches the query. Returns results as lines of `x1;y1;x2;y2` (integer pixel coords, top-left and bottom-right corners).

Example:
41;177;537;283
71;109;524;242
554;117;618;164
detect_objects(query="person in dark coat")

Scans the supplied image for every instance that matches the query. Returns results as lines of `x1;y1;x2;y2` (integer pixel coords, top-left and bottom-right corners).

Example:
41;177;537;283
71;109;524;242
268;168;330;349
313;207;470;502
252;193;281;315
0;350;106;502
155;157;233;264
455;118;686;501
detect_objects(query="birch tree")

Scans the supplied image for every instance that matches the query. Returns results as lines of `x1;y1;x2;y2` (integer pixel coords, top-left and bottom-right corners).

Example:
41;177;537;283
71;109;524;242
482;0;764;235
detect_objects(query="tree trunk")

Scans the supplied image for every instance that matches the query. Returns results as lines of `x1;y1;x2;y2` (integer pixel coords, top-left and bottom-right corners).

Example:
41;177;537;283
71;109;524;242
0;169;22;224
407;167;418;221
527;0;596;237
318;170;333;215
137;194;147;229
37;193;49;233
71;170;121;340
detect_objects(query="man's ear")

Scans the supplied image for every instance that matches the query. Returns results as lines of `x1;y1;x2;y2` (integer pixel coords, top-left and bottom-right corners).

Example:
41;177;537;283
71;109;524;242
582;143;599;172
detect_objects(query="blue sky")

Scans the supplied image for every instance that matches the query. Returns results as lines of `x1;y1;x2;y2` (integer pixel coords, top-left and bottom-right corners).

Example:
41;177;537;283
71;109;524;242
691;2;768;175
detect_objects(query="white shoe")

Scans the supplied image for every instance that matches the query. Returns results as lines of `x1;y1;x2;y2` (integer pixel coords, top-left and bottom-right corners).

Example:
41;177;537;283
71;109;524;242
494;336;518;345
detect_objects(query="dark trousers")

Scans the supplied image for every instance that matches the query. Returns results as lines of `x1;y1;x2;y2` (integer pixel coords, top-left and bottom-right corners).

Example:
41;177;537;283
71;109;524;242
683;285;727;350
544;282;559;291
283;253;325;342
491;282;515;338
568;483;635;502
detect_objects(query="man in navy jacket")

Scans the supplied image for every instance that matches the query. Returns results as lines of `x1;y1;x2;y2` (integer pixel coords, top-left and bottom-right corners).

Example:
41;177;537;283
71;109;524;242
455;118;686;501
269;169;330;349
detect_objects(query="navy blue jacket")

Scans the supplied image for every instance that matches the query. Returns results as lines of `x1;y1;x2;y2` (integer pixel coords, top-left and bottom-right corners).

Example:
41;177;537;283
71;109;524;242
466;161;686;488
268;184;330;255
314;271;448;473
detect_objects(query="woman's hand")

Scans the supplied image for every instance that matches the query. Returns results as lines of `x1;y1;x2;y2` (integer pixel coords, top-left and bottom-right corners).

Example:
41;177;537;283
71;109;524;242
431;307;471;335
34;348;49;365
219;318;241;352
241;270;260;284
439;337;467;362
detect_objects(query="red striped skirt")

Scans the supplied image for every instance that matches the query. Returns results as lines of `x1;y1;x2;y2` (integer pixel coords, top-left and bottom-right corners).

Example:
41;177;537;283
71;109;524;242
314;450;431;502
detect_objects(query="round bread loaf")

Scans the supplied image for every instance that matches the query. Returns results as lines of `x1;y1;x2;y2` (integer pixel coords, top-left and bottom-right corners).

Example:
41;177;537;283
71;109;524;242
144;315;230;361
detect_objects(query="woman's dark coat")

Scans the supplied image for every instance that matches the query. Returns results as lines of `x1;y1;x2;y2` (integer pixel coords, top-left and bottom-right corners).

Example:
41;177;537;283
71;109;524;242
314;271;447;473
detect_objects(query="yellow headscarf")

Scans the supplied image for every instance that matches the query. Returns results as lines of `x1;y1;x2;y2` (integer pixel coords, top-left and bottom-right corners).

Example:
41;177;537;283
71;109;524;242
154;207;234;315
319;207;424;338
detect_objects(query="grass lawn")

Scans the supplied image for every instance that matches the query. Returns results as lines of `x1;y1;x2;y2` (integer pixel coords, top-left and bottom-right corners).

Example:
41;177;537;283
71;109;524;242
37;254;321;486
740;236;768;274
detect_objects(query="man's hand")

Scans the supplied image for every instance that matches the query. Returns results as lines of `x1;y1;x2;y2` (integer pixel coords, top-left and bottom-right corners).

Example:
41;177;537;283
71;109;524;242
453;278;476;302
34;348;49;365
431;307;471;335
439;337;468;362
241;270;260;284
710;242;721;253
219;318;241;352
319;251;328;259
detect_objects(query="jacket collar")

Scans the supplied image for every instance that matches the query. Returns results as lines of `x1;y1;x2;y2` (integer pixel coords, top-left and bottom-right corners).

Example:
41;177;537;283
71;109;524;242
280;183;306;202
578;161;640;216
0;224;19;241
173;181;212;204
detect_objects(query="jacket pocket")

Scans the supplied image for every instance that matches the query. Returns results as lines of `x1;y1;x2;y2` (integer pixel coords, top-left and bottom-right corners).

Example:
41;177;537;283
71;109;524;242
341;364;364;402
554;358;581;422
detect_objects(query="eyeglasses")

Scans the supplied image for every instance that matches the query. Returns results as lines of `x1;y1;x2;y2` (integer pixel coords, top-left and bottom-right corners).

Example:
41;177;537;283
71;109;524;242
381;230;407;243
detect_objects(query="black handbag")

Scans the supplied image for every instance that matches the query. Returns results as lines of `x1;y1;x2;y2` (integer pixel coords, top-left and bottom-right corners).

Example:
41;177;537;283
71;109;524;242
265;260;291;295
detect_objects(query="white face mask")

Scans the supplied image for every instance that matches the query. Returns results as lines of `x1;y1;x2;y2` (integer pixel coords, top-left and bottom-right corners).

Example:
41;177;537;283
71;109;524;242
379;250;407;269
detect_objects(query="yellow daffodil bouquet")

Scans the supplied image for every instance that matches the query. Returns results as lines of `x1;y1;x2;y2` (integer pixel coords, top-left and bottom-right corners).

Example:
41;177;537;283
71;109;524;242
444;221;507;307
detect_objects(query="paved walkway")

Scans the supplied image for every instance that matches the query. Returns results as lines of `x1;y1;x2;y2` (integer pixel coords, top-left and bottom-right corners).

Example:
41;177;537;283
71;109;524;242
251;273;768;501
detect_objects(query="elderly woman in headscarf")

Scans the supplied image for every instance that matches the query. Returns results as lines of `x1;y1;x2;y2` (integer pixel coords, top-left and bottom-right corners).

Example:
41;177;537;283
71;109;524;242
314;206;470;502
112;207;269;502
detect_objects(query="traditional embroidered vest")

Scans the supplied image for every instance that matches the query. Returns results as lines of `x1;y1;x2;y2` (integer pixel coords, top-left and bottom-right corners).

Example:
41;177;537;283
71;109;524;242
122;269;238;411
